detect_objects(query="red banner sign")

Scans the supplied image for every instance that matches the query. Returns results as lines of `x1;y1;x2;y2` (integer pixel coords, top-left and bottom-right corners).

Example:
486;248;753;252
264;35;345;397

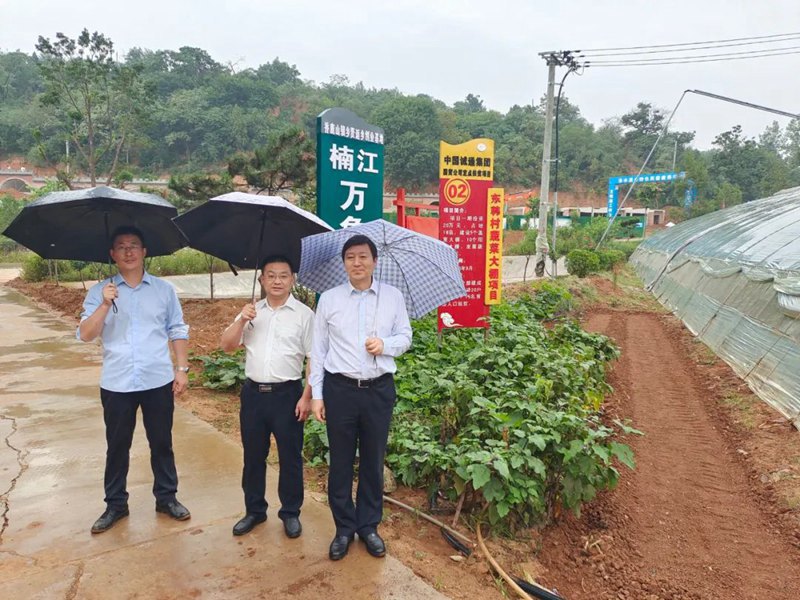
437;139;495;331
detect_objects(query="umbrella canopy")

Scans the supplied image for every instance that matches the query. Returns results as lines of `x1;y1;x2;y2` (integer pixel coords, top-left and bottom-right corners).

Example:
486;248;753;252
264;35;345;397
173;192;331;272
298;219;466;319
3;186;186;263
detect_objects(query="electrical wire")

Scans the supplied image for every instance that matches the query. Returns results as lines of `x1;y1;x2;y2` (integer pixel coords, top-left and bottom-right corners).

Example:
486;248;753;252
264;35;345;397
585;44;800;65
580;33;800;57
587;48;800;67
579;31;800;53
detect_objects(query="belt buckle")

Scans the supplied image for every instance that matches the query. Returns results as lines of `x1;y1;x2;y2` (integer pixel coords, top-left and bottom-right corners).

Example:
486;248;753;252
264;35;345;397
258;384;274;393
357;378;369;389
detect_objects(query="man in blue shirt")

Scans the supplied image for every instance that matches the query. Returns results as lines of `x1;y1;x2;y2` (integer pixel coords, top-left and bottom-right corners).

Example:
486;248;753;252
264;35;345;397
78;226;191;534
310;234;412;561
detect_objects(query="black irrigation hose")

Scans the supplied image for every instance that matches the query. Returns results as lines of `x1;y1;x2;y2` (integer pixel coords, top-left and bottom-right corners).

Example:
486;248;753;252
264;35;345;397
511;576;567;600
440;527;473;557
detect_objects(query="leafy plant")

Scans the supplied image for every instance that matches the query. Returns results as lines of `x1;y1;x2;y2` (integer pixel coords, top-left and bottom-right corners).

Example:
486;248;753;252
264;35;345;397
566;249;600;278
303;419;329;467
596;249;626;271
303;284;640;530
194;349;246;389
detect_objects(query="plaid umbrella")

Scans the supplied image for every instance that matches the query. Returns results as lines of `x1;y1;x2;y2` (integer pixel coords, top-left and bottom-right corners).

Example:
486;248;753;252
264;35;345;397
297;219;466;319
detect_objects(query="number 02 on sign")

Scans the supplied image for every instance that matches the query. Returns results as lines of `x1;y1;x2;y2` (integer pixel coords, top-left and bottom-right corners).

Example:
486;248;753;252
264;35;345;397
443;178;471;205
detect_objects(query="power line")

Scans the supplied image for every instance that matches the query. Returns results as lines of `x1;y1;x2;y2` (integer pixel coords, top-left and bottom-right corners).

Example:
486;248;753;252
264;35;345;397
579;31;800;53
585;50;800;69
585;44;800;64
581;34;800;57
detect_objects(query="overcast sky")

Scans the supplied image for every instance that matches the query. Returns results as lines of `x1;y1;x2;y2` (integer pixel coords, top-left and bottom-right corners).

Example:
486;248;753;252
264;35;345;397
3;0;799;149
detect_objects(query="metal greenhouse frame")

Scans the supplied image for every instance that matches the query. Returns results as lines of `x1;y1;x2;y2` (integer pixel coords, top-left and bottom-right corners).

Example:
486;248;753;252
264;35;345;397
631;186;800;429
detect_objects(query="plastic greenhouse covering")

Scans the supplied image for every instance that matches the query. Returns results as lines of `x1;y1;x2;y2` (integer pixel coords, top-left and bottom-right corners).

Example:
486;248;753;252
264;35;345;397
630;186;800;430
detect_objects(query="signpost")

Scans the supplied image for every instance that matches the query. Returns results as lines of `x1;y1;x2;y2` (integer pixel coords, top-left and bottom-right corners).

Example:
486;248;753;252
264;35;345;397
437;138;495;331
316;108;385;229
607;171;685;218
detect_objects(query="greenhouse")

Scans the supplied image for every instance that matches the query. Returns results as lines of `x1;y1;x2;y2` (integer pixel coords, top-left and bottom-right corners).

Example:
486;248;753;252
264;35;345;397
630;186;800;429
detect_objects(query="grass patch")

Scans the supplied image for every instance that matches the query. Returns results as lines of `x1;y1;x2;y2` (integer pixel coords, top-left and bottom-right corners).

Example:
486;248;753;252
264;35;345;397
690;338;719;366
0;250;29;265
784;489;800;510
721;392;760;429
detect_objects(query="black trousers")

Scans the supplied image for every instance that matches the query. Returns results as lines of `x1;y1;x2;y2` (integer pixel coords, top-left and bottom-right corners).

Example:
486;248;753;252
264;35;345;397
100;382;178;510
240;379;304;520
323;372;396;537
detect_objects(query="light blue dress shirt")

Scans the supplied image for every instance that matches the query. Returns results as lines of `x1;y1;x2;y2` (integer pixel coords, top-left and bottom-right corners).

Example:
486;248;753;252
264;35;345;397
78;271;190;393
310;279;412;400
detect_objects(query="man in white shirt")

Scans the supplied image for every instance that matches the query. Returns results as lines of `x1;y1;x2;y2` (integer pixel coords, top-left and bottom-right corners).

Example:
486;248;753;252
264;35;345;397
310;235;412;561
220;255;313;539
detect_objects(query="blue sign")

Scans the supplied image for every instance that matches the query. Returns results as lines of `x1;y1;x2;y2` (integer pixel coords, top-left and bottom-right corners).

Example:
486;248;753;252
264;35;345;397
684;179;697;209
607;171;685;217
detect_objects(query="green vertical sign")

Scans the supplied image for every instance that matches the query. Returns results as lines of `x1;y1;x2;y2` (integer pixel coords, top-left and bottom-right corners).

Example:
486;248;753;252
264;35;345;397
316;108;385;229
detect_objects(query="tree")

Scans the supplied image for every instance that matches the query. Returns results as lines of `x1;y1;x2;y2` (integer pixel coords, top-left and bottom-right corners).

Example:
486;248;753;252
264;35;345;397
453;93;485;115
710;125;789;201
35;29;153;186
227;127;314;195
168;171;234;211
373;95;443;190
620;102;694;171
0;52;42;104
168;172;235;299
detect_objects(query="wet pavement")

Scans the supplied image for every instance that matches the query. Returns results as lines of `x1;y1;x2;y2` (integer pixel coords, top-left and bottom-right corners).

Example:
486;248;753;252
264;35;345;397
0;285;447;599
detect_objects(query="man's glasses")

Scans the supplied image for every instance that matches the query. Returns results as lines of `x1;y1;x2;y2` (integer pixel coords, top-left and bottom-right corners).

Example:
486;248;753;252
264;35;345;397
113;245;143;254
261;273;293;282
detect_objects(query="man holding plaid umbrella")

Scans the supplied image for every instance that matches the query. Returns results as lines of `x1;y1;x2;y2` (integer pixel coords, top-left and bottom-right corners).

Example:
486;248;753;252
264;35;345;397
310;234;412;561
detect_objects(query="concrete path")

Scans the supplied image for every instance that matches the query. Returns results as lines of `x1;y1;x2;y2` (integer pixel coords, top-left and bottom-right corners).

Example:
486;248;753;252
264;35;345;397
0;285;447;599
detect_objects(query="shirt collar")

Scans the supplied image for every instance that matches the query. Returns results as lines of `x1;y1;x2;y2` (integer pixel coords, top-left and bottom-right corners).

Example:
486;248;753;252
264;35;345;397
348;278;379;295
113;270;152;287
258;294;300;311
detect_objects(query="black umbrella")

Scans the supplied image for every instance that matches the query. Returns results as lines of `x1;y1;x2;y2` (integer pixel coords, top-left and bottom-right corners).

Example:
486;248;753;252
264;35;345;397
3;185;187;263
173;192;331;299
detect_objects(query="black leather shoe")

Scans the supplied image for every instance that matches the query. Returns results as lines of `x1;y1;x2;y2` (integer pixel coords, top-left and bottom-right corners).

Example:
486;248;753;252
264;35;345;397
155;499;191;521
233;513;267;536
91;507;129;534
282;516;302;539
329;534;354;560
360;532;386;557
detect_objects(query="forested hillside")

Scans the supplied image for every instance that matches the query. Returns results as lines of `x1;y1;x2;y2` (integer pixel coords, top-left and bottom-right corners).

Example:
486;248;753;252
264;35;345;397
2;32;800;214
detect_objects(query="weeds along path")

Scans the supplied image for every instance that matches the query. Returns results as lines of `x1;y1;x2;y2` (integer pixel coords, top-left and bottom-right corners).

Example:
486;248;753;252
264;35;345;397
540;311;800;600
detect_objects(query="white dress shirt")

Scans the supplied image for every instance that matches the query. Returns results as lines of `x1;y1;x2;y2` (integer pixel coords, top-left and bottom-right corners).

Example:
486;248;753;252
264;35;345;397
310;279;412;400
240;294;314;383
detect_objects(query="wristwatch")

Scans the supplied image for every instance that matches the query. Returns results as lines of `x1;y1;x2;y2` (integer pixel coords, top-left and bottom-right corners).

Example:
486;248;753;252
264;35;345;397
175;366;190;373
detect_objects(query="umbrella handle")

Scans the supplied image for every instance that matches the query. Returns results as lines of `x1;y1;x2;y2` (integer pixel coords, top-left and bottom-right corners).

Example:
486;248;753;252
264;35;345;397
104;212;118;314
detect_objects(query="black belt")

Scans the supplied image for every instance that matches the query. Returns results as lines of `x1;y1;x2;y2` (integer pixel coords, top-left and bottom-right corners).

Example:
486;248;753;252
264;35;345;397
245;378;300;393
326;371;393;389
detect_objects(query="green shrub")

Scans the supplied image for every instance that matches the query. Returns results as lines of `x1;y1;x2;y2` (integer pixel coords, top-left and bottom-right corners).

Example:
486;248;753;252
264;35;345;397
303;419;329;466
0;249;30;264
596;249;626;271
146;249;228;276
302;286;640;529
566;249;600;278
21;255;50;282
193;349;246;389
606;240;640;260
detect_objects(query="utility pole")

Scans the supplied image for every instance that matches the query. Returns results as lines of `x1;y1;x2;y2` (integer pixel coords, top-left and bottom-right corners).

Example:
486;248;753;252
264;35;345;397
535;50;579;277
